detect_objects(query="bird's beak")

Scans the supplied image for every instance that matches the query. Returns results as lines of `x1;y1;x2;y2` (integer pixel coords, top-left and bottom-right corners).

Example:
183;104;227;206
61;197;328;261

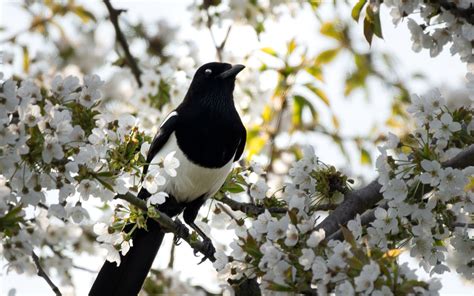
218;64;245;79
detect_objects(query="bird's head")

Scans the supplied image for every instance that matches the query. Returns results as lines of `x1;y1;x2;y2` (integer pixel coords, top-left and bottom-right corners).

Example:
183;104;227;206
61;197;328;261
184;62;245;105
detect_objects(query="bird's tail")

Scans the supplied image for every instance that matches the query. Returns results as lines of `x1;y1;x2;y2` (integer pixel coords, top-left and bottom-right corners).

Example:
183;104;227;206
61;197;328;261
89;219;165;296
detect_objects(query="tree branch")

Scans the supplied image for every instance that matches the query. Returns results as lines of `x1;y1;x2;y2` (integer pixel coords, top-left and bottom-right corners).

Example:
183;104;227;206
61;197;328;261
452;223;474;228
32;251;62;296
103;0;143;87
205;10;232;62
218;195;337;216
218;195;286;216
317;144;474;239
439;0;474;24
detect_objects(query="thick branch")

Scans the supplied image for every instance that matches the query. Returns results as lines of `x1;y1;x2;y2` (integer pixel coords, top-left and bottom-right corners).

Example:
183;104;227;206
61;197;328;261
317;144;474;238
116;192;215;261
103;0;143;87
32;251;62;296
439;0;474;24
218;195;337;216
218;196;286;216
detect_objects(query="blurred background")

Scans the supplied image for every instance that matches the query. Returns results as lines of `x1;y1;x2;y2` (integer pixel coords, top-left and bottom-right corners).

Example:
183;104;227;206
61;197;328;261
0;0;471;295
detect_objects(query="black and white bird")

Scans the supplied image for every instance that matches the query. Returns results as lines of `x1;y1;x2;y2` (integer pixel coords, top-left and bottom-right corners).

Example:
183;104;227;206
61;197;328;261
90;62;247;296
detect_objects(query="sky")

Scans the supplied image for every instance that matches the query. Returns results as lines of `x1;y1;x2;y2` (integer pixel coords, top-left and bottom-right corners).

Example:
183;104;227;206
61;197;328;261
0;0;472;295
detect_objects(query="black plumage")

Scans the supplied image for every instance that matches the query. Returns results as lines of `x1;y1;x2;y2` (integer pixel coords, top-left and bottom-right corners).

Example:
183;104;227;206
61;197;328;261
90;62;246;296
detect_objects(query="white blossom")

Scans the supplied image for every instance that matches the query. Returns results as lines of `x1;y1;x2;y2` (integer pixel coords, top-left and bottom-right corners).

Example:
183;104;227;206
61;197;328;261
163;151;180;177
298;248;315;270
146;191;168;207
250;178;269;201
143;170;166;194
306;229;325;247
284;224;299;246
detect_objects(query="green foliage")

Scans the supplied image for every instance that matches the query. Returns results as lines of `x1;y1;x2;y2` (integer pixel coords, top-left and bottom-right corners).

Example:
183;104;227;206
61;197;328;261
352;0;383;45
148;79;171;110
0;205;24;237
108;127;150;174
69;102;100;137
216;168;248;199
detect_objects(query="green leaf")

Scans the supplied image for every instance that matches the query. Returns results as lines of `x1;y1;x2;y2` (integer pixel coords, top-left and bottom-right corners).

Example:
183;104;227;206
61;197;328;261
305;84;330;106
292;95;304;128
287;39;296;54
261;47;278;57
360;148;372;165
242;235;263;259
305;66;324;81
320;22;342;41
372;6;383;38
267;282;293;292
363;16;373;45
292;95;318;129
148;79;171;110
315;48;340;65
73;6;97;23
223;182;246;193
95;176;115;192
341;226;356;248
0;205;24;236
352;0;367;21
332;114;340;130
309;0;321;10
22;46;29;73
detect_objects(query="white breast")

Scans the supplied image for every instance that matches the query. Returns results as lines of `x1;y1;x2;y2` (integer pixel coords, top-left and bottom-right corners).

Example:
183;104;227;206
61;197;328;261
150;132;233;203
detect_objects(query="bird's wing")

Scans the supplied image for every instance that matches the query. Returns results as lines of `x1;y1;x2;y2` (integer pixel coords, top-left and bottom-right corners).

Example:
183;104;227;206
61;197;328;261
143;111;178;176
234;125;247;161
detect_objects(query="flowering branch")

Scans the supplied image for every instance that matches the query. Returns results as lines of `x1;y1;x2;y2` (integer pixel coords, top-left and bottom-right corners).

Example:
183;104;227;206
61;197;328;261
103;0;143;87
116;192;216;261
116;192;262;295
32;251;62;296
317;144;474;239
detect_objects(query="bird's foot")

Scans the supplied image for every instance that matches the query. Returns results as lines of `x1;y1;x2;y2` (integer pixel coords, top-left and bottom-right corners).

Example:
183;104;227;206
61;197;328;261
194;237;216;264
173;218;189;245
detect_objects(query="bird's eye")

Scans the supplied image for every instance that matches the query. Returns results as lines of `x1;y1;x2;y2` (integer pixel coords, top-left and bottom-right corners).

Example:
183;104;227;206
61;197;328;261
204;69;212;76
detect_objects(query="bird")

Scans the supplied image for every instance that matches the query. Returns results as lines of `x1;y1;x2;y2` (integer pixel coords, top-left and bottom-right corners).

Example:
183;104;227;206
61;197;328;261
89;62;247;296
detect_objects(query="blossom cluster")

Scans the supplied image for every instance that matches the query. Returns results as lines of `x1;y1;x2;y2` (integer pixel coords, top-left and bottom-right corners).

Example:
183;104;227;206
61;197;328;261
213;89;473;294
0;73;178;272
382;0;474;99
190;0;308;35
213;149;438;294
372;89;473;278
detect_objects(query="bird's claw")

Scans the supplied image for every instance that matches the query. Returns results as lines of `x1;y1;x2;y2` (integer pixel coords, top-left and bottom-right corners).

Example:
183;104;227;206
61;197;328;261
173;218;189;246
194;237;216;264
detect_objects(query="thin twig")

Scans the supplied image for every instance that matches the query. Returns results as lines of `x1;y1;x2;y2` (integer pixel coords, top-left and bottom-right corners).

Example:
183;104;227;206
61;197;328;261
168;241;175;269
205;9;232;62
45;242;95;273
103;0;143;87
451;223;474;229
266;87;290;174
32;251;62;296
217;203;238;221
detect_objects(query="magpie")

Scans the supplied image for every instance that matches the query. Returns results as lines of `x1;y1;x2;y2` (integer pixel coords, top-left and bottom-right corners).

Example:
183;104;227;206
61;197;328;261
89;62;247;296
